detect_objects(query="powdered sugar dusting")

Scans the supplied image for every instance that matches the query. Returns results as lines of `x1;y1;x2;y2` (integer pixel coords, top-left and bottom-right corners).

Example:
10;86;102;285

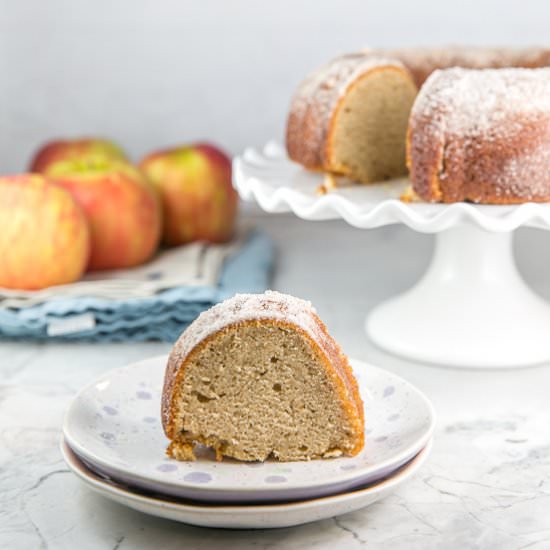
410;68;550;201
287;53;407;166
414;68;550;137
492;143;550;200
291;54;406;122
173;291;320;363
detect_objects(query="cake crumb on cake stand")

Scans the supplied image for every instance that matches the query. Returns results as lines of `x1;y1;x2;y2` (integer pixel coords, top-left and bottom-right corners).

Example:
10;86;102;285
234;141;550;369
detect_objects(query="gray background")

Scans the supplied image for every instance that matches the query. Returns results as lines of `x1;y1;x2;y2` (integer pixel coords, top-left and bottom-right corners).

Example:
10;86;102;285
1;0;550;172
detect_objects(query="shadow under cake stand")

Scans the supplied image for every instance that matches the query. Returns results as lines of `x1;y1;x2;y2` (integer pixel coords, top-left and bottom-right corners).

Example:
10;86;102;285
234;142;550;369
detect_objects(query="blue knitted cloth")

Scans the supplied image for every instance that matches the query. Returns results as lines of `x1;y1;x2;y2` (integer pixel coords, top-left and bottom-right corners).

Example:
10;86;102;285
0;230;274;342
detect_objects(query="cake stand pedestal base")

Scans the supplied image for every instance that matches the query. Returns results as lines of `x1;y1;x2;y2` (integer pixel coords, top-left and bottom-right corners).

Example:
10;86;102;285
366;225;550;368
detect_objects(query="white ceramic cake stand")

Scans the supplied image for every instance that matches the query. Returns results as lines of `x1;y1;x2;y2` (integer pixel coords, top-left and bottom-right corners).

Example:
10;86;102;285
234;142;550;369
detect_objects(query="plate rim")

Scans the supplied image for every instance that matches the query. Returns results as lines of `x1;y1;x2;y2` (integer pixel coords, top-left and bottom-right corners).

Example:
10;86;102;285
60;435;433;513
62;354;436;496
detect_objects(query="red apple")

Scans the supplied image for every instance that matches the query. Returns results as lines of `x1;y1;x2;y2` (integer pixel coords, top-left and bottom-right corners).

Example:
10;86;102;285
45;158;162;271
30;138;127;173
0;174;90;289
140;143;238;245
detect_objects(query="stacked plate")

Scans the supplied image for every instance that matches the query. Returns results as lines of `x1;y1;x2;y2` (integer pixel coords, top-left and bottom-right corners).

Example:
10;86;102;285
62;355;435;528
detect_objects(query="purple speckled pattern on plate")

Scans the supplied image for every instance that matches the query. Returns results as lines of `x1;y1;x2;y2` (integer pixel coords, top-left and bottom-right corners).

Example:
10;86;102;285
183;472;212;484
60;437;433;529
136;391;152;400
265;475;288;483
63;355;435;503
157;464;178;473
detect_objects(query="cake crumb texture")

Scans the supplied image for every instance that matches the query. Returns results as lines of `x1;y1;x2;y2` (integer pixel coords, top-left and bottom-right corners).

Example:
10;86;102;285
286;54;417;183
162;291;365;462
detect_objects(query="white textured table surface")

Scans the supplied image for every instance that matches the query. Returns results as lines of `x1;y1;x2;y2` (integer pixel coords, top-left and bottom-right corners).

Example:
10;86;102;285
2;213;550;550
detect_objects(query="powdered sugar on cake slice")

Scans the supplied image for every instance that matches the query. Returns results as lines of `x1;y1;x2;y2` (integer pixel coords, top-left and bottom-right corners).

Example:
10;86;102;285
161;291;362;439
287;53;409;167
291;54;406;121
171;291;323;366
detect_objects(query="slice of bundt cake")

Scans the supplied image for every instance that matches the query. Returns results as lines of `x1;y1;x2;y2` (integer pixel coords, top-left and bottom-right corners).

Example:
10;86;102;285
286;53;418;184
162;291;364;462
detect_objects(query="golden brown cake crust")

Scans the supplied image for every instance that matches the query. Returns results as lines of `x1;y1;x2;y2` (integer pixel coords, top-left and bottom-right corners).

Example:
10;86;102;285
407;68;550;204
162;292;364;458
285;54;413;173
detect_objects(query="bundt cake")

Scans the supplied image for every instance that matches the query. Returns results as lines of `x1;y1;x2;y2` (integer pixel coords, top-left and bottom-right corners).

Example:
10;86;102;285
286;54;418;184
287;47;550;189
368;46;550;87
162;291;364;462
407;67;550;204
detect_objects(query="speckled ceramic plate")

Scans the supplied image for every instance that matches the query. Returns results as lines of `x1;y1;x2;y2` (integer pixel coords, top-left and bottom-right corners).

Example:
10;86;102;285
63;355;435;503
61;437;432;529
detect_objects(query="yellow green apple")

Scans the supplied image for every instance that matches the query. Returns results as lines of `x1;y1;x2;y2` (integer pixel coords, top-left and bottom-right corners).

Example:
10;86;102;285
0;174;90;289
30;138;127;173
140;143;238;245
45;158;162;271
